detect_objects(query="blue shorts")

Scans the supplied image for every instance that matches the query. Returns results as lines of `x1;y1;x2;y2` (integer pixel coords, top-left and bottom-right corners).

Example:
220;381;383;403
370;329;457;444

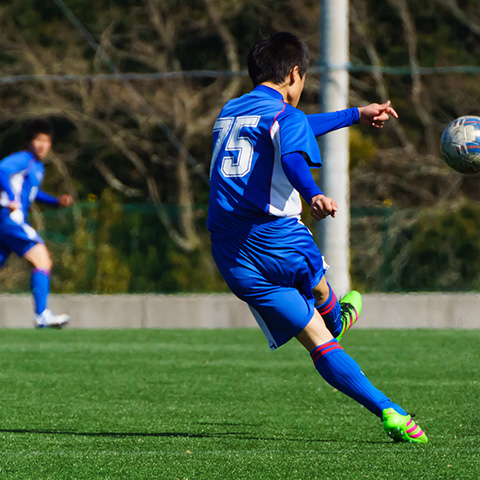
0;212;43;266
211;217;328;350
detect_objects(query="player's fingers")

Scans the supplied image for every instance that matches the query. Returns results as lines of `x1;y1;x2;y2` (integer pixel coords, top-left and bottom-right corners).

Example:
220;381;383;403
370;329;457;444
372;111;390;121
323;201;334;215
386;106;399;119
311;204;329;220
379;101;399;119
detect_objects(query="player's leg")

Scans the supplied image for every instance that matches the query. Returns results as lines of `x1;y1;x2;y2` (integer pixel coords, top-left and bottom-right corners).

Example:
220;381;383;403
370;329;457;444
296;309;404;415
312;277;362;340
213;220;426;442
23;243;69;328
23;243;52;316
0;218;69;327
296;312;428;443
217;237;406;426
312;277;342;336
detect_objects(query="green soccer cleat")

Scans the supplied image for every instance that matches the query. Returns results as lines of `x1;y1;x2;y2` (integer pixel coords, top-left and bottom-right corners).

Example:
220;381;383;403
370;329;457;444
337;290;362;341
382;408;428;444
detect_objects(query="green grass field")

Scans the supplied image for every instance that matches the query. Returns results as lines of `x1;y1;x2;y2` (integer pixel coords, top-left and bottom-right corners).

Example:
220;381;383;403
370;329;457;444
0;328;478;480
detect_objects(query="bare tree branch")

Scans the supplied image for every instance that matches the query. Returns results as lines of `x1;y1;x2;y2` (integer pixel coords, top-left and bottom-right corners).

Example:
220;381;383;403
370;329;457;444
387;0;436;153
350;2;415;154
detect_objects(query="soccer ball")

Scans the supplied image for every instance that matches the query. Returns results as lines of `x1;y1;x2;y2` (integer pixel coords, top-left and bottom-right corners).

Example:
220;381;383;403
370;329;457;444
440;116;480;174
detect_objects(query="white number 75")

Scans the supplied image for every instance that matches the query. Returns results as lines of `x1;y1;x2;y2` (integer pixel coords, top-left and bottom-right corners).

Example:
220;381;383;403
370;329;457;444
210;115;260;178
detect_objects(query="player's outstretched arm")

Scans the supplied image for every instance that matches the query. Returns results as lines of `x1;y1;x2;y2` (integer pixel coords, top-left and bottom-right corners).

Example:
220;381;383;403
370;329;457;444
310;194;337;221
358;101;398;128
36;190;73;207
307;100;398;136
307;109;359;137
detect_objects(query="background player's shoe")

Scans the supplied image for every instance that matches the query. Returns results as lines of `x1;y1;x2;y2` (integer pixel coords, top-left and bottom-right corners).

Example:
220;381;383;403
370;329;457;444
34;309;70;329
382;408;428;443
337;291;362;341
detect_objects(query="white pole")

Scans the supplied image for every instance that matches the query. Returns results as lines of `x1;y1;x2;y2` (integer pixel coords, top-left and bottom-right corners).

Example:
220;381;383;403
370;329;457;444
318;0;351;295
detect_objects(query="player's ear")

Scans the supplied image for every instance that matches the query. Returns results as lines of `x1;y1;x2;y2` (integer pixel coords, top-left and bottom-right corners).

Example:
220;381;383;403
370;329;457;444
288;66;300;86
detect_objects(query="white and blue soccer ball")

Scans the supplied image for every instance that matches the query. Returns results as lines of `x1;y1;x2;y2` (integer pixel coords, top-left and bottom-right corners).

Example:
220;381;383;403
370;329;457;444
440;116;480;174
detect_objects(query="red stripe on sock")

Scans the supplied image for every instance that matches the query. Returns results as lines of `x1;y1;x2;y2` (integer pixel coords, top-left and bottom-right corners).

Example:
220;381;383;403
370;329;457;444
314;345;342;359
310;340;337;355
310;341;343;363
317;292;337;315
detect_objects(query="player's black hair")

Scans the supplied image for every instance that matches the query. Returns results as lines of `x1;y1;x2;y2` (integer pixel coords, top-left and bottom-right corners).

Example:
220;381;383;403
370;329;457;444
247;32;309;87
25;119;54;143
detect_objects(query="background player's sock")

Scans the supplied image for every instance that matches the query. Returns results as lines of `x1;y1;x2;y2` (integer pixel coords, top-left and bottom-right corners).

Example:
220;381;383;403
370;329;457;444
310;339;407;418
316;283;342;337
31;268;50;315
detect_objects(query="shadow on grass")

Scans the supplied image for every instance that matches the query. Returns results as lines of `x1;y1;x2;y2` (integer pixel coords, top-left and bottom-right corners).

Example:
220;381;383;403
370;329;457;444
0;426;339;443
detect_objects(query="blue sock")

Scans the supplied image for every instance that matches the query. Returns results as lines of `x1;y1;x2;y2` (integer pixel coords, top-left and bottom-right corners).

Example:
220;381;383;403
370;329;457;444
31;268;50;315
310;339;407;418
316;283;342;337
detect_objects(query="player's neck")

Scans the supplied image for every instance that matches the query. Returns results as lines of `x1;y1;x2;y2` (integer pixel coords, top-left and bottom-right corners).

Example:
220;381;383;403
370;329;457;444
258;81;289;103
258;80;302;108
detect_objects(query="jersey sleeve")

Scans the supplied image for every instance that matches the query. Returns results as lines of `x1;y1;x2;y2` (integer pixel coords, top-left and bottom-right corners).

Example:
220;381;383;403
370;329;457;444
281;152;323;204
307;108;359;137
277;109;322;167
0;152;32;201
36;189;59;205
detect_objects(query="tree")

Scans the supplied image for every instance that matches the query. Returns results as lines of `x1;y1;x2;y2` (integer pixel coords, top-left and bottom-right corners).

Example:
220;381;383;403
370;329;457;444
0;0;479;292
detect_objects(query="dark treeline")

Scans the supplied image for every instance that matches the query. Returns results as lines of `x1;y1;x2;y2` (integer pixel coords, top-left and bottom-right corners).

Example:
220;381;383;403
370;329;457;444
0;0;479;293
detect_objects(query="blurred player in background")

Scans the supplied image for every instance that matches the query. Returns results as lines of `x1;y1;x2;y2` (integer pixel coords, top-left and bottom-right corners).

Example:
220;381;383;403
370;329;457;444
208;32;427;443
0;119;73;328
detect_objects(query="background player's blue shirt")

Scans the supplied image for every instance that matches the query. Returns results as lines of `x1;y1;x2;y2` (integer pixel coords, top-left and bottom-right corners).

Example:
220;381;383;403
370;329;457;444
208;85;323;239
0;150;49;223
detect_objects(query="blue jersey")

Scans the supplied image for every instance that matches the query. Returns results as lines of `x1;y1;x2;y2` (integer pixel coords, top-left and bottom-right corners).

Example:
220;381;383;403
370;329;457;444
208;85;322;239
208;86;360;349
0;151;46;223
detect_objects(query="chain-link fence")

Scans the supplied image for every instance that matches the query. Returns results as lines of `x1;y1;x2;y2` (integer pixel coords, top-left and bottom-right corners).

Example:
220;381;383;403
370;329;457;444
2;195;480;294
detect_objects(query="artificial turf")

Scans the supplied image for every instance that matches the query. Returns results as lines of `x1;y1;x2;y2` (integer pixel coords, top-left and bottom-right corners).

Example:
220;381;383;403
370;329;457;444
0;328;478;480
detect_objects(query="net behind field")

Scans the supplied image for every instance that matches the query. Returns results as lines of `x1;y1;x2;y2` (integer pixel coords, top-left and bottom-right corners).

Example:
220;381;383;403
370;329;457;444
2;195;480;294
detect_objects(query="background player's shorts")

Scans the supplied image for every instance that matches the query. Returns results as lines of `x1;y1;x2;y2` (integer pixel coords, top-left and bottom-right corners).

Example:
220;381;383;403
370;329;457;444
0;213;44;266
211;217;328;350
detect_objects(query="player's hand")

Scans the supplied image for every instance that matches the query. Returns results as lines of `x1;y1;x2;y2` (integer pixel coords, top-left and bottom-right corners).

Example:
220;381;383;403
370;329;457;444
57;194;73;207
358;101;399;128
7;200;20;211
310;194;337;220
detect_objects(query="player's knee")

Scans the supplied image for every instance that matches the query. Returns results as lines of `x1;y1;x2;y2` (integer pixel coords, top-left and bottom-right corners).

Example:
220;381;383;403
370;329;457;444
32;257;52;272
40;249;53;271
24;244;53;271
43;254;53;271
296;310;334;351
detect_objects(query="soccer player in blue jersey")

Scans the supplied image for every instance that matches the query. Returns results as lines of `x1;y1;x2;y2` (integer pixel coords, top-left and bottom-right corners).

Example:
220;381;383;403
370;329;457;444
208;32;427;443
0;120;73;328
